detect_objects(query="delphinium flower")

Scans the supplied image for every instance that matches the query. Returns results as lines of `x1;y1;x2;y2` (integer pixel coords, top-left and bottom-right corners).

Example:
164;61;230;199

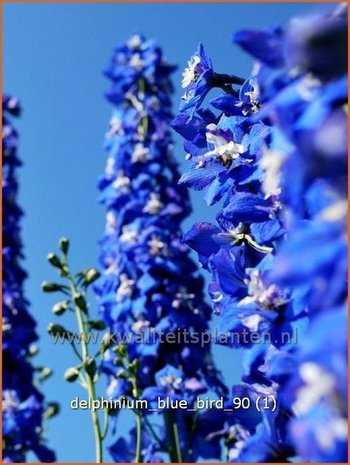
241;4;348;462
95;35;227;462
173;4;347;463
174;48;293;463
2;95;56;463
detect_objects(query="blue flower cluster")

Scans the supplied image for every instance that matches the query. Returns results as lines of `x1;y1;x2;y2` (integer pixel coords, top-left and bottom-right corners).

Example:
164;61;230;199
173;4;347;463
2;95;55;462
96;35;226;462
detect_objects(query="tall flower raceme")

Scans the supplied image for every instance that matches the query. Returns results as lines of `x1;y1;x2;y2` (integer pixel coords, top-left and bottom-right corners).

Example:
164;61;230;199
95;35;228;463
173;4;347;463
2;95;56;463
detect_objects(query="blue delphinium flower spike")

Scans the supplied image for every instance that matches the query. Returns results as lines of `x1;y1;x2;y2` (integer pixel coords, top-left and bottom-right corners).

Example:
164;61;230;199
96;35;227;462
2;95;56;463
174;4;347;463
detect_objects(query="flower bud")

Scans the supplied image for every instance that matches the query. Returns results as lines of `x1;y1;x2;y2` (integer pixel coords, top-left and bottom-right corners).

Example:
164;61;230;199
100;333;113;354
52;301;69;316
39;367;53;381
47;253;62;268
42;281;65;293
59;237;69;255
89;319;106;330
47;323;72;340
64;367;80;382
29;344;39;356
116;369;127;379
128;359;139;374
84;357;96;378
83;268;101;285
73;293;87;312
44;402;60;420
115;343;127;359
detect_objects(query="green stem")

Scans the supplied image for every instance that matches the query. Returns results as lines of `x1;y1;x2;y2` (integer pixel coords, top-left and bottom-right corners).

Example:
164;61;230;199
164;411;183;463
137;78;148;139
101;408;109;440
68;275;104;463
87;375;103;463
135;413;143;463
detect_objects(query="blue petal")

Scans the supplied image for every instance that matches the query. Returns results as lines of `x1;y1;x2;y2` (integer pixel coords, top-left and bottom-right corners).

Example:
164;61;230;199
222;192;272;223
234;27;285;67
183;222;221;258
250;220;284;244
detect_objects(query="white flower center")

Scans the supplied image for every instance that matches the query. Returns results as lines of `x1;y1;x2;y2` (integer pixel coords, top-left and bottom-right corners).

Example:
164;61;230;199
106;211;117;234
105;157;115;178
127;35;142;49
116;274;135;301
113;171;131;192
107;116;124;137
132;143;150;163
143;193;163;215
181;55;201;88
293;363;334;415
132;320;151;333
2;317;11;332
239;269;287;310
120;227;138;244
244;78;260;104
172;288;195;308
160;374;182;390
260;147;285;198
148;236;167;256
130;53;144;71
3;390;19;411
205;124;244;166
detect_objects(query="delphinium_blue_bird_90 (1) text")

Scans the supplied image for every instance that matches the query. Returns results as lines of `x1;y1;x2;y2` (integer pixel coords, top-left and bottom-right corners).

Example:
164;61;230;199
172;3;347;463
2;95;56;463
94;34;229;463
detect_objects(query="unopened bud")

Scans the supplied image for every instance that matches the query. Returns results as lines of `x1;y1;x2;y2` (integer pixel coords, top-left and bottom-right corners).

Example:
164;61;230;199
83;268;101;285
52;301;69;316
47;253;62;268
59;237;69;255
64;367;80;382
42;281;64;293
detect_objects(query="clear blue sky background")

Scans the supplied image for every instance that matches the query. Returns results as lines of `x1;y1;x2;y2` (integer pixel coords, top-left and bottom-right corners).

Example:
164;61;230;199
3;2;333;462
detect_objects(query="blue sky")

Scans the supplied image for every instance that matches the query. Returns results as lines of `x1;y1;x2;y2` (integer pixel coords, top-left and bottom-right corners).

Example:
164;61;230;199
3;2;333;462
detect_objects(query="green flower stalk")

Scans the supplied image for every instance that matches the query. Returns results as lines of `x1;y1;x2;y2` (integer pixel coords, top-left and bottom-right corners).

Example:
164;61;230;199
43;237;108;463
